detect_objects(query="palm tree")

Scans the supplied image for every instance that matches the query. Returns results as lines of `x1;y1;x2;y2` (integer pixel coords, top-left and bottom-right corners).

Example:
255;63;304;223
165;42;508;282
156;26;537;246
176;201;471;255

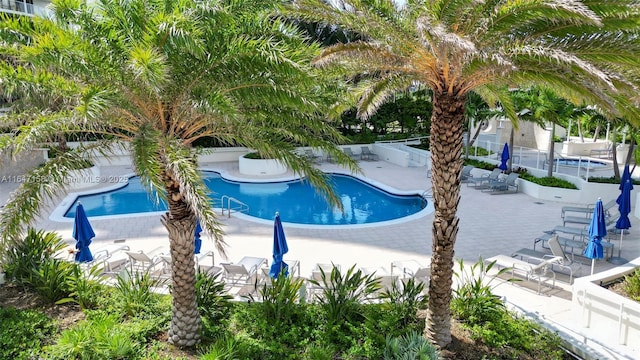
281;0;640;347
0;0;355;347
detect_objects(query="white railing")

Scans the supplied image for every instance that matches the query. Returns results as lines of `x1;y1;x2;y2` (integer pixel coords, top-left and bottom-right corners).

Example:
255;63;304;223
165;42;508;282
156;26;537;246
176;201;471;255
470;141;614;181
0;0;49;17
220;195;249;218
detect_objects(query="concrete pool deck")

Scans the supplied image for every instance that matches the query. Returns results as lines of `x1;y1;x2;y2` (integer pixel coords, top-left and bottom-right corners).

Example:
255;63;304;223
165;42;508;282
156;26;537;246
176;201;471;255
2;159;639;359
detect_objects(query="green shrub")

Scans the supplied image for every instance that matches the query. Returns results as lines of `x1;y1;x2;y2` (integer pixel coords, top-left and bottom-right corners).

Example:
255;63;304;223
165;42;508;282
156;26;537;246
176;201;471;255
622;268;640;301
383;331;439;360
379;278;427;330
44;313;142;360
29;258;75;304
251;270;305;325
310;264;380;325
243;152;264;159
0;307;55;360
588;176;640;185
196;270;233;339
451;258;508;325
201;335;241;360
57;264;106;309
518;173;578;189
3;228;68;287
463;158;496;170
113;270;163;318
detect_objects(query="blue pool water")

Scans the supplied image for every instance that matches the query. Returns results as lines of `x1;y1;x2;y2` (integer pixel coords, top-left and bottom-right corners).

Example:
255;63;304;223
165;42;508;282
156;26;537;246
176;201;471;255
553;158;608;168
64;172;426;225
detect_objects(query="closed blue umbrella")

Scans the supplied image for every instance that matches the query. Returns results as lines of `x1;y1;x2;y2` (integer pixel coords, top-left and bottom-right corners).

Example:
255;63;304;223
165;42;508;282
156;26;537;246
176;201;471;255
194;219;202;255
73;202;95;262
584;198;606;275
617;165;633;203
269;212;289;278
609;179;632;264
499;143;509;171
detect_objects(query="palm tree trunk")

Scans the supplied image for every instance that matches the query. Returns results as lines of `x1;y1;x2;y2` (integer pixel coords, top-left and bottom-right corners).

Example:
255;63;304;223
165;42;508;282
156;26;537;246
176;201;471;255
425;90;466;348
162;172;201;348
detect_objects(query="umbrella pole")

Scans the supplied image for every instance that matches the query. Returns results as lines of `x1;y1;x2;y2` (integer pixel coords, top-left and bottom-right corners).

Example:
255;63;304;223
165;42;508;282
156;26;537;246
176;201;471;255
590;259;595;275
619;231;624;257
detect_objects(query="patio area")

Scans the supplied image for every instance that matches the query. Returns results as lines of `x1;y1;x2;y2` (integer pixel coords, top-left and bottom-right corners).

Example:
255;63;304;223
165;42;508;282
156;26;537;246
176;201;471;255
1;157;639;359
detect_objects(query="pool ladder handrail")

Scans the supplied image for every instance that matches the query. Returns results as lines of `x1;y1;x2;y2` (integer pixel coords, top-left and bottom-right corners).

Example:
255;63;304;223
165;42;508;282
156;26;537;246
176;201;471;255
220;195;249;218
420;190;432;208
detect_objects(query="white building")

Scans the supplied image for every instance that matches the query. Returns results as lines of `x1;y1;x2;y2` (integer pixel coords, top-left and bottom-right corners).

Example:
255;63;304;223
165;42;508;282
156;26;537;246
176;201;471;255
0;0;51;18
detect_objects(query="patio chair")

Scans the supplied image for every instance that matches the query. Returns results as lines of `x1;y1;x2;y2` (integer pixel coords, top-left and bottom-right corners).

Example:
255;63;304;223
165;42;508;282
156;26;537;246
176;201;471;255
561;199;616;219
390;259;430;285
342;147;360;161
513;235;581;284
360;146;379;161
484;254;560;294
460;165;475;183
467;168;501;189
304;149;321;163
125;250;167;275
482;172;519;193
91;242;131;274
220;256;268;286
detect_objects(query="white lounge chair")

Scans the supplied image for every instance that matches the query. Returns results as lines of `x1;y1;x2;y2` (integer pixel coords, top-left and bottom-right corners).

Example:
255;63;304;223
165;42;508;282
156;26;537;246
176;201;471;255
125;250;167;275
561;199;616;219
485;254;560;294
220;256;268;286
513;235;582;284
391;259;431;285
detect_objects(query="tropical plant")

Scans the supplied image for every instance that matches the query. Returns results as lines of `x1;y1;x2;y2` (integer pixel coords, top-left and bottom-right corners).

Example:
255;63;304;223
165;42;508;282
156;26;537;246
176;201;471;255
451;258;508;325
2;228;67;287
28;257;75;304
310;264;380;325
383;331;439;360
252;270;305;325
57;263;106;310
44;313;142;360
622;268;640;302
195;270;233;325
113;270;163;318
380;277;427;329
281;0;640;347
0;0;357;347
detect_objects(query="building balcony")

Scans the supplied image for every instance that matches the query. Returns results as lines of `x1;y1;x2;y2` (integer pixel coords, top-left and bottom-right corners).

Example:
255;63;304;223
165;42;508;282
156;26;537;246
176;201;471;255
0;0;50;18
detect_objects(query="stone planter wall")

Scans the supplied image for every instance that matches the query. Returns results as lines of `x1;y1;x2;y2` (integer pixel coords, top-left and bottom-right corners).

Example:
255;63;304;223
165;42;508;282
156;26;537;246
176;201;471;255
238;156;287;176
572;257;640;348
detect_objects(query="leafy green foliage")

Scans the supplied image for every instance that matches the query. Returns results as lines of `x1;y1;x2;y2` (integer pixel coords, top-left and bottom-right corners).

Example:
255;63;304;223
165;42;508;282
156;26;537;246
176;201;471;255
622;268;640;301
451;258;507;325
0;307;55;360
379;278;427;330
463;158;496;170
383;331;439;360
253;270;305;325
57;264;106;310
588;176;640;185
196;270;233;338
310;264;380;325
3;228;68;287
44;313;142;360
29;258;75;304
518;173;578;189
200;335;242;360
112;271;164;318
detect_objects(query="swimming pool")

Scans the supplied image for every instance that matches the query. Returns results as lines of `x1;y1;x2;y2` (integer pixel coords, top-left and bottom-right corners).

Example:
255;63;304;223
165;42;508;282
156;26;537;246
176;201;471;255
553;158;608;169
61;172;429;225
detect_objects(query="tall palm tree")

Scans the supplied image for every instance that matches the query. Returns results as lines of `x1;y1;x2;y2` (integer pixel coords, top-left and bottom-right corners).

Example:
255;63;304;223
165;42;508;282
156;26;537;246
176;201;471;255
281;0;640;347
0;0;355;347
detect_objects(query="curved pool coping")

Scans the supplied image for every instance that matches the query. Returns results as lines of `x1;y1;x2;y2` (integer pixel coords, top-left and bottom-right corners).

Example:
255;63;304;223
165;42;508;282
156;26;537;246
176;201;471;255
49;166;434;229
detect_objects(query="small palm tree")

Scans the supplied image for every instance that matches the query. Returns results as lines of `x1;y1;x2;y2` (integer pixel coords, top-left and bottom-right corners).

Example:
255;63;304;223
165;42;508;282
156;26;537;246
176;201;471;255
0;0;355;347
281;0;640;347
